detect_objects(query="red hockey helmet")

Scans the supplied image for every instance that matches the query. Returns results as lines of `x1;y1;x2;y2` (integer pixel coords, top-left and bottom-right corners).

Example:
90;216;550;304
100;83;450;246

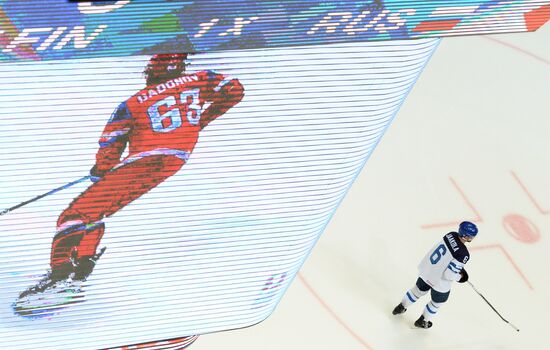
144;53;188;85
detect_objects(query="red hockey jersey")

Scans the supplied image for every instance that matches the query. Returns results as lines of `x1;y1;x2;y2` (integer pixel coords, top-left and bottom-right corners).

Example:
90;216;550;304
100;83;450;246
95;70;244;173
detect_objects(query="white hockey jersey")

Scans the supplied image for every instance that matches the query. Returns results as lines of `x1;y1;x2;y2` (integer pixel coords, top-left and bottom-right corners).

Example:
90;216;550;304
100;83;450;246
418;232;470;292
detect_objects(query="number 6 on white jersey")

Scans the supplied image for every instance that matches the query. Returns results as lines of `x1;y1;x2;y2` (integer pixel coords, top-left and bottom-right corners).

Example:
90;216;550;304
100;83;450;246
429;244;447;264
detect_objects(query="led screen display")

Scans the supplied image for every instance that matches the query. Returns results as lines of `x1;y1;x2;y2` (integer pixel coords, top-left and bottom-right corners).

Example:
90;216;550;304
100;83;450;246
1;0;548;62
1;1;548;349
1;39;438;349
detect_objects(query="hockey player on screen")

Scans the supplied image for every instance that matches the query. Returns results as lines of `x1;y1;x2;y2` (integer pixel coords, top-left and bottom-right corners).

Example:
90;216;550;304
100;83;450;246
392;221;478;329
17;53;244;304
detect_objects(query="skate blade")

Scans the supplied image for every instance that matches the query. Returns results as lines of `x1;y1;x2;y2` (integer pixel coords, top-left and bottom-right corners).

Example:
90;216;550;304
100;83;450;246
13;283;86;318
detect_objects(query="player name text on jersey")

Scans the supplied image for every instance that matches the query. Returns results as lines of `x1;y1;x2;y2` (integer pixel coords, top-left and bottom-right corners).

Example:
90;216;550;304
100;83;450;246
137;75;200;104
445;233;459;252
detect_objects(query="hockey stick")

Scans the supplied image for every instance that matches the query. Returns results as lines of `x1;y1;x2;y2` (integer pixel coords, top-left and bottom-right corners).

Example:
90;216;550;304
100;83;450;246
467;281;519;332
1;176;91;216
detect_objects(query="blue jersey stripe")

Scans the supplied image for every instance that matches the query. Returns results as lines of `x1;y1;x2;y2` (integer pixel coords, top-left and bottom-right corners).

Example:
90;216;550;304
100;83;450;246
99;138;118;148
108;102;132;124
448;262;462;273
447;265;460;273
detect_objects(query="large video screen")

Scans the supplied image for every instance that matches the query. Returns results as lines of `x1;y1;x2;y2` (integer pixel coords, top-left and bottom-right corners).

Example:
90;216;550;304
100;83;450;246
1;0;546;62
0;39;439;349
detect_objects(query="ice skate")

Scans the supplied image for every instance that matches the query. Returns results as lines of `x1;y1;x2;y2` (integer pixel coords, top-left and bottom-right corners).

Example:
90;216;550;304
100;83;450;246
392;303;407;315
13;247;106;317
13;275;85;318
414;315;433;329
72;246;107;281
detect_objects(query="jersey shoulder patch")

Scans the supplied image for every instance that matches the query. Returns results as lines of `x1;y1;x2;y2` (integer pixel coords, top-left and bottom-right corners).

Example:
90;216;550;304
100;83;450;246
443;232;470;264
108;101;132;123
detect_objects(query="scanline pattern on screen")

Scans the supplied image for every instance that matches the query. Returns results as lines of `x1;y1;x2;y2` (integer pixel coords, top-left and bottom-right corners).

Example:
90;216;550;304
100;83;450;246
0;40;438;349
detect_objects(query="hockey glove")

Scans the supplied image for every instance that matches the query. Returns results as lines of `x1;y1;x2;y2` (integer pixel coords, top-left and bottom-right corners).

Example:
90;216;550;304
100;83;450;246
89;165;106;183
458;268;469;283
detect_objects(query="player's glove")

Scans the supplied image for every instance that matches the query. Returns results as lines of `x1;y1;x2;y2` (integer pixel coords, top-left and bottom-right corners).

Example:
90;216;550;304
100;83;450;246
458;268;469;283
89;165;106;183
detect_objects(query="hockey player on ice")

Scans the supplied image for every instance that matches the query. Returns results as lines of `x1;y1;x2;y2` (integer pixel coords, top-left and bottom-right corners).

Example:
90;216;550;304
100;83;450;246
392;221;478;328
15;53;245;317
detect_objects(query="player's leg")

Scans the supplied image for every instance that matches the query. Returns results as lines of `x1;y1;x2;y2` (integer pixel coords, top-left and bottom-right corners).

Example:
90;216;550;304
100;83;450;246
50;220;105;281
414;288;450;329
51;155;185;281
103;154;185;215
393;277;430;315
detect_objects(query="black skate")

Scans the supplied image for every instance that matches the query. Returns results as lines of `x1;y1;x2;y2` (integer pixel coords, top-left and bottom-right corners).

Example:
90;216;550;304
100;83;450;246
13;247;106;318
392;303;407;315
72;246;107;281
414;315;433;329
13;274;86;318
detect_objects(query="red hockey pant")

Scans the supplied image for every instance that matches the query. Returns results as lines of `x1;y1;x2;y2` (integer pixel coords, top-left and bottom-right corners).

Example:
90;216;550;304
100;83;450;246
51;155;186;268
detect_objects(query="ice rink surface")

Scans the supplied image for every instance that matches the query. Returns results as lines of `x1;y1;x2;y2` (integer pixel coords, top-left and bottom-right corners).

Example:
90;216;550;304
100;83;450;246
192;24;550;350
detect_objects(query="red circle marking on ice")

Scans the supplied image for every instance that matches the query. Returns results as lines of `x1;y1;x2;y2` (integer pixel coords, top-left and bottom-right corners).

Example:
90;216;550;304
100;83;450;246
502;214;540;243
